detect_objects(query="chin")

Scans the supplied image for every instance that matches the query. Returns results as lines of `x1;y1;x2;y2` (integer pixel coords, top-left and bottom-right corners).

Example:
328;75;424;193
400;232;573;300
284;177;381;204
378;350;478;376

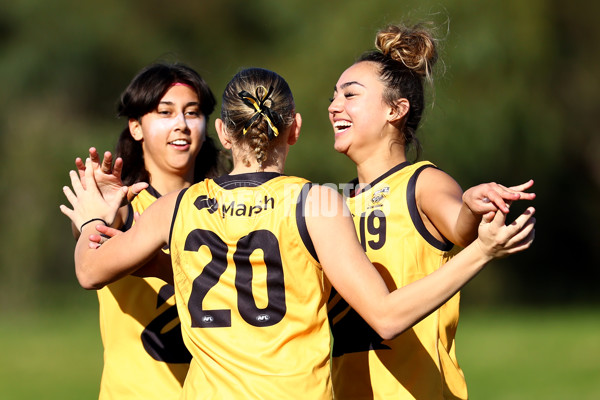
333;141;349;155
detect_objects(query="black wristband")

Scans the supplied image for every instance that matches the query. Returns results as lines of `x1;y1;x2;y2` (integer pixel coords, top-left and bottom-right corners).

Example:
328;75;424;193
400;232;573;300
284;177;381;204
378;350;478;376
80;218;108;232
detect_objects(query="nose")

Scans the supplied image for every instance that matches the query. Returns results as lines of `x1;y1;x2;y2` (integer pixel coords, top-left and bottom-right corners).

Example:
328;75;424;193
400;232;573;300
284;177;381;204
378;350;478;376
174;112;190;132
328;94;342;115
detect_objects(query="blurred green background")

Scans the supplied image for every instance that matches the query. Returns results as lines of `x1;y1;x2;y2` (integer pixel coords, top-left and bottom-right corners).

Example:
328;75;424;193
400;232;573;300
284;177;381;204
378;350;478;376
1;0;598;398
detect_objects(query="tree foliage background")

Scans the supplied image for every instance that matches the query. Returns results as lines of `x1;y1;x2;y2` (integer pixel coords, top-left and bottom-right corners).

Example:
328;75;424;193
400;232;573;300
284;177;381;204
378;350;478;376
1;0;598;311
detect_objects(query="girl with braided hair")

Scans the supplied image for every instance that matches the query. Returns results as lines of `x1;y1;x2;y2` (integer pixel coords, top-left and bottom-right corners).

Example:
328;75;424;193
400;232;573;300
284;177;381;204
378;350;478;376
327;24;536;399
61;67;535;399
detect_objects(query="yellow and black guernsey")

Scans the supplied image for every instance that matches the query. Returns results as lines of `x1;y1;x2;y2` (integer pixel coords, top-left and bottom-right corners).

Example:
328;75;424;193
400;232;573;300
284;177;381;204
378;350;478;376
328;161;466;400
169;172;332;399
96;187;191;400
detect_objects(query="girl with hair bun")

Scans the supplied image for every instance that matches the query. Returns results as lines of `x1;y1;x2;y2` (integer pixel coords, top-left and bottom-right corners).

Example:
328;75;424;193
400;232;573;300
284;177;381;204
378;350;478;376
327;24;536;399
61;67;535;399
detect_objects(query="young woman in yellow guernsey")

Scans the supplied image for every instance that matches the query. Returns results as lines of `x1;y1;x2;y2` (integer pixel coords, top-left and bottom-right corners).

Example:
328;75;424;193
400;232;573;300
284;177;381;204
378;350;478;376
327;23;536;399
70;62;225;399
61;67;535;399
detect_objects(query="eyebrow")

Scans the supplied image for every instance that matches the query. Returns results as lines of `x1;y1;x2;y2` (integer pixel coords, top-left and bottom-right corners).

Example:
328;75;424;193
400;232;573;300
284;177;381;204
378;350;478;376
158;101;200;107
334;81;366;92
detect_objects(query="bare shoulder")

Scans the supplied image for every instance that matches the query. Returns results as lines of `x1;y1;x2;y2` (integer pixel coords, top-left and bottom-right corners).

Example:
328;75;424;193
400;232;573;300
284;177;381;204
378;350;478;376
415;166;462;201
417;166;458;189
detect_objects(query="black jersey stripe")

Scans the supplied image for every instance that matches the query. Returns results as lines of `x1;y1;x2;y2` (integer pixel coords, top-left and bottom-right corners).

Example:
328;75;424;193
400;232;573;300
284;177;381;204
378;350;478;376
406;165;454;251
295;182;319;262
169;188;189;250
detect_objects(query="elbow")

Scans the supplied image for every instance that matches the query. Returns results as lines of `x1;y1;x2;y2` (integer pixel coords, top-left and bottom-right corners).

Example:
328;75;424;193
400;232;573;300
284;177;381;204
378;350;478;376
77;275;106;290
375;326;401;342
369;318;407;341
75;265;107;290
369;303;424;340
79;280;106;291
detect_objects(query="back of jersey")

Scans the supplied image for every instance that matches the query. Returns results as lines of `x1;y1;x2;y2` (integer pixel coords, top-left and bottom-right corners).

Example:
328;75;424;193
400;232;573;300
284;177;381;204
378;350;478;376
169;172;332;400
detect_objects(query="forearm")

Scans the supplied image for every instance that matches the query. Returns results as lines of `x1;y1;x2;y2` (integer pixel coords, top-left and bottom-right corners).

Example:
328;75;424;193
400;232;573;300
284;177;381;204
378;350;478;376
74;224;152;290
74;225;110;289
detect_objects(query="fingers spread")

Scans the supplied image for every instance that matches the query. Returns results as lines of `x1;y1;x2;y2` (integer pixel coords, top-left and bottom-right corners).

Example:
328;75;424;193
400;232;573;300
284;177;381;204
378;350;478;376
502;218;536;254
62;184;79;207
112;157;123;178
89;147;101;170
101;151;113;174
59;204;73;219
69;170;85;195
504;207;536;241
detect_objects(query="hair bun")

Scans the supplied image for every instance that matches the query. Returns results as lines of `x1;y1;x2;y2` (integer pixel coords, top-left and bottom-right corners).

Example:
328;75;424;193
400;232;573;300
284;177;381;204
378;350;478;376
375;24;438;78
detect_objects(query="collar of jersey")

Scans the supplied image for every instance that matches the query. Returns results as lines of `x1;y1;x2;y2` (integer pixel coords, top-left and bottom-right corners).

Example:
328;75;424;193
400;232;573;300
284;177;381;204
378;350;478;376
214;172;284;189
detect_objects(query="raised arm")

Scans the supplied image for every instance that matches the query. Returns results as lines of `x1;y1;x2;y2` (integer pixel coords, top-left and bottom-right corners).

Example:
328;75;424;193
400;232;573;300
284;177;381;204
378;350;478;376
88;214;175;285
305;185;535;340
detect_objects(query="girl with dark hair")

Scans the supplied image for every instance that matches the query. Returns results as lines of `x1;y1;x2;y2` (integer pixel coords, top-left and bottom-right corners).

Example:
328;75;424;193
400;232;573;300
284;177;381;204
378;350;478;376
113;62;223;187
72;62;226;399
327;24;535;399
61;67;535;399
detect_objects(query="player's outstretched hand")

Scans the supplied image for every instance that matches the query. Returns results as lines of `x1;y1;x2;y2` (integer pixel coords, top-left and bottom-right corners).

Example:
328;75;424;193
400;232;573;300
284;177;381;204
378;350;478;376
60;157;128;232
75;147;148;205
463;179;536;215
475;207;536;259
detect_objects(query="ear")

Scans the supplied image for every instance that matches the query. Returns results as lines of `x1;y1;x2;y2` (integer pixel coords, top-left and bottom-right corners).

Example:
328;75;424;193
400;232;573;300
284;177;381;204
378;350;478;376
215;118;233;150
287;113;302;145
129;118;144;141
388;98;410;123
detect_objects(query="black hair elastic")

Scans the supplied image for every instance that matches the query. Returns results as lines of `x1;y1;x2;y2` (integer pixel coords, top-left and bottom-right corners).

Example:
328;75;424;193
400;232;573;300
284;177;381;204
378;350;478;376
80;218;108;232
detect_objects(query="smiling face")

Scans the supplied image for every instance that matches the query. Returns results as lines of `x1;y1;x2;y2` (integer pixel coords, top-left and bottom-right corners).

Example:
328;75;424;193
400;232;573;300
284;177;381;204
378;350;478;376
129;84;206;183
328;61;399;164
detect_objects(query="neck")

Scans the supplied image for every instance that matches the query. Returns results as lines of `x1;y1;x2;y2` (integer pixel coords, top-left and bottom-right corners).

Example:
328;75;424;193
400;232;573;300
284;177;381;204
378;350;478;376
148;169;194;195
354;145;406;185
229;145;287;175
229;163;284;175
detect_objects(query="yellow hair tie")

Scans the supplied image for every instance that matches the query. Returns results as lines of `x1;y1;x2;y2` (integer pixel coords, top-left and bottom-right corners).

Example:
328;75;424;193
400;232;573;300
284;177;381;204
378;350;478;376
238;86;280;139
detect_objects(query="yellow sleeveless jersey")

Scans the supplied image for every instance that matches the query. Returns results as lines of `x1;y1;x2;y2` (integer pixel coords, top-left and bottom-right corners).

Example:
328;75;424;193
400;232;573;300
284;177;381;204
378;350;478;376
169;173;332;400
328;161;466;400
96;187;190;399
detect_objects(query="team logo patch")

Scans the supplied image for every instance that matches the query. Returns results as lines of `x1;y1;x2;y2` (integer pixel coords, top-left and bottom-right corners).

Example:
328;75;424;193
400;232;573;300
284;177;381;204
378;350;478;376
370;186;390;206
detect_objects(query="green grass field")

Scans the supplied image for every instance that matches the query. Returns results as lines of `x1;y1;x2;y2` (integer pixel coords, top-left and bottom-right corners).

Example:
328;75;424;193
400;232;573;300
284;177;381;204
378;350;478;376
2;296;599;399
459;308;600;400
0;292;103;399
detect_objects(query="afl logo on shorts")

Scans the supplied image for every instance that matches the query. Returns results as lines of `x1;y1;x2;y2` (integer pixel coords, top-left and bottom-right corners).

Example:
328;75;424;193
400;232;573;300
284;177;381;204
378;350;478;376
202;315;215;323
